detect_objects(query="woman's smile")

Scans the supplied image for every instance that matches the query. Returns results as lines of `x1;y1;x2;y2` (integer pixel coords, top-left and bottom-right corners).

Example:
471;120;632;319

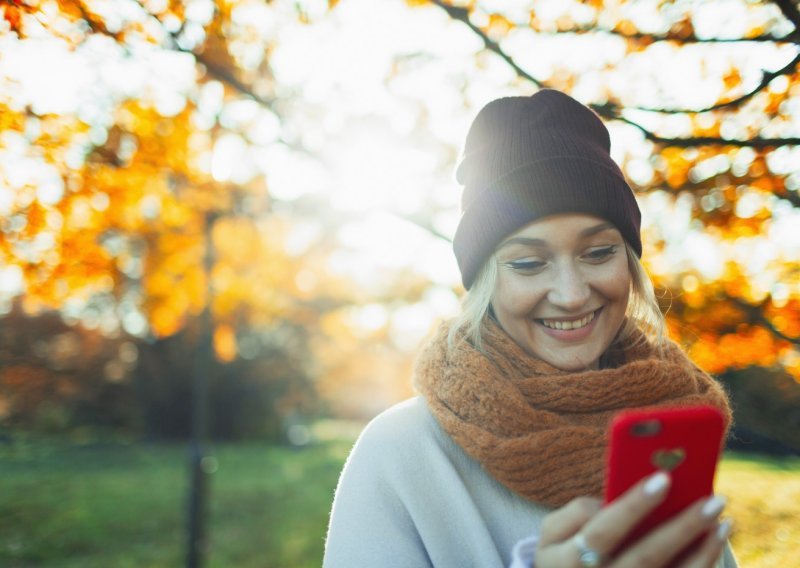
537;308;599;331
536;307;602;341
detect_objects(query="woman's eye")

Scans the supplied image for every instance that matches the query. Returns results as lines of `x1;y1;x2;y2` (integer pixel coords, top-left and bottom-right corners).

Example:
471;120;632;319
584;246;618;262
505;260;546;272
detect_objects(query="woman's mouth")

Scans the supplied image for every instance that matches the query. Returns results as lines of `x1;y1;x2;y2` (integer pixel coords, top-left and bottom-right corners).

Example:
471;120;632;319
536;308;602;336
537;308;601;331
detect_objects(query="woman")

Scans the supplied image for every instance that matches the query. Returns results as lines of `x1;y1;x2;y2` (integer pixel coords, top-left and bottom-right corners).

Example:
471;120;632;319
323;89;736;567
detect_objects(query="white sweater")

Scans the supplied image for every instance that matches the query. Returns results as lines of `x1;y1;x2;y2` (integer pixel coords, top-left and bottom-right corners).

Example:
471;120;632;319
323;396;737;568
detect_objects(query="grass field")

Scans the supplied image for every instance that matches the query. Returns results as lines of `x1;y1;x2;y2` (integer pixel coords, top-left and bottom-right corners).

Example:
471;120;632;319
0;437;351;567
0;435;797;567
716;453;800;566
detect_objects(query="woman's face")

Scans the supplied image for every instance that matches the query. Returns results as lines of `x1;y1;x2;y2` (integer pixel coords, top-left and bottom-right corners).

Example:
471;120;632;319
492;213;631;371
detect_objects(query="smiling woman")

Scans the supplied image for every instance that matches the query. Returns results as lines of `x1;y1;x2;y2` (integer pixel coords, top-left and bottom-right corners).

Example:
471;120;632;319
323;89;736;568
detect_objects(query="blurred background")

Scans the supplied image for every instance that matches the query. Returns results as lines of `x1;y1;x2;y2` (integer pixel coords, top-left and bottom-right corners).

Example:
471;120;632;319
0;0;798;566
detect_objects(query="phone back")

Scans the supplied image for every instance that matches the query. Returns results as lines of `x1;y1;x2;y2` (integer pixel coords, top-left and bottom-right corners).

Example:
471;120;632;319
604;405;725;550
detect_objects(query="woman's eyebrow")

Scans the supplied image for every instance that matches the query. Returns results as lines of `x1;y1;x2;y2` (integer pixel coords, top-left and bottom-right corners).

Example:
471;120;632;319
498;236;546;249
498;222;618;250
580;222;617;238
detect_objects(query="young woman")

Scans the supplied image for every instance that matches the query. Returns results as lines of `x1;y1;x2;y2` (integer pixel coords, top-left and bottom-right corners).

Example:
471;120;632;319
323;89;736;568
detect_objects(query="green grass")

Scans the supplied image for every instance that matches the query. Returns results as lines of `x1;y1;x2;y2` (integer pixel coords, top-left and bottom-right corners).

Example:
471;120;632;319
0;439;797;567
0;437;351;568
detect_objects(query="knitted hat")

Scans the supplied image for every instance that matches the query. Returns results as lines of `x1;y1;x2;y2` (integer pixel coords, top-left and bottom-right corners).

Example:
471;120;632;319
453;89;641;289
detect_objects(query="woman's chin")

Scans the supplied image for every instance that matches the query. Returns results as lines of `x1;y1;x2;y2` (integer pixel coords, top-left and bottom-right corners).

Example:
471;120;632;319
523;344;602;371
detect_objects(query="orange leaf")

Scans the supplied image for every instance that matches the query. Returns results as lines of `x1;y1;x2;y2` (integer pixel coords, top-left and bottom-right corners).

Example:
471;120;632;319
213;323;237;363
3;6;22;34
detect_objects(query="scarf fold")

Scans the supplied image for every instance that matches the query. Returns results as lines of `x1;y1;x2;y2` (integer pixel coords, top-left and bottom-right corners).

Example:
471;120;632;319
413;318;732;509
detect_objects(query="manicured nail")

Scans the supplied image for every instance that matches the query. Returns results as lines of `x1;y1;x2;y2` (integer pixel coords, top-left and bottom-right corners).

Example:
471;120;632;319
717;519;733;541
702;496;727;518
643;471;670;495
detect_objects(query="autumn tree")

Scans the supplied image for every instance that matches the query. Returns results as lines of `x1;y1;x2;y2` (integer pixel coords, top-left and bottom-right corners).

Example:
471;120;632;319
0;0;359;429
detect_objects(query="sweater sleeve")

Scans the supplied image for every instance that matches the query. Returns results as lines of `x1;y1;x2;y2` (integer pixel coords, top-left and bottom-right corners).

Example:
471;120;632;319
509;534;538;568
719;540;738;568
323;410;433;568
505;535;737;568
507;536;736;568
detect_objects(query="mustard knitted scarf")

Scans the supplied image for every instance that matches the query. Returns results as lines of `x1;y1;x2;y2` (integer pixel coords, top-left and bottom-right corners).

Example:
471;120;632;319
414;318;732;509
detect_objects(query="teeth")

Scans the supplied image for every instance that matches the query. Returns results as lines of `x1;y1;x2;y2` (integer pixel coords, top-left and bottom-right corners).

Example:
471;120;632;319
541;310;596;330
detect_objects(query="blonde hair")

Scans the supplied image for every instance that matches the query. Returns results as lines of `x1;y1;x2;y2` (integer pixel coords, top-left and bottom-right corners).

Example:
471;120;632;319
447;240;666;353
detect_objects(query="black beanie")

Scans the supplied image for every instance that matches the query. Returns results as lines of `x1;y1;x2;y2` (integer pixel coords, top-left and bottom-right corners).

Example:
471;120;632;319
453;89;642;289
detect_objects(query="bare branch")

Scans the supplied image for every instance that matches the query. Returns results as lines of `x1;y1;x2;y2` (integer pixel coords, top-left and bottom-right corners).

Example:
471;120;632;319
590;101;800;148
526;23;798;45
192;51;275;108
397;213;453;243
639;131;800;149
428;0;543;88
773;0;800;29
633;50;800;114
130;0;278;109
432;0;800;149
733;297;800;345
651;180;800;208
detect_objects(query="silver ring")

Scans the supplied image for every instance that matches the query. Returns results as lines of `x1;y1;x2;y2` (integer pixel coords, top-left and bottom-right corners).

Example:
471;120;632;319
573;533;604;568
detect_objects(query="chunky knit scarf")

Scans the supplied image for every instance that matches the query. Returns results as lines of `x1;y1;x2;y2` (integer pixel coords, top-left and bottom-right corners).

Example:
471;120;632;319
414;318;732;509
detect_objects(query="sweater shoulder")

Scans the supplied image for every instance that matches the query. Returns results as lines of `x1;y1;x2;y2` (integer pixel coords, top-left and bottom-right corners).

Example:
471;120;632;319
331;396;447;513
356;396;441;457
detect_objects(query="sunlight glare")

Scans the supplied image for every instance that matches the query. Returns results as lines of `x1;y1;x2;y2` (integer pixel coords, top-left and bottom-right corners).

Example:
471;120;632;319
326;121;437;215
0;265;23;296
390;303;435;351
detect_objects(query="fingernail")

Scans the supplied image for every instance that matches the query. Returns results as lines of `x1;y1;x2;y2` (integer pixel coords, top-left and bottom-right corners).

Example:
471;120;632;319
717;519;733;541
643;471;670;495
702;496;727;518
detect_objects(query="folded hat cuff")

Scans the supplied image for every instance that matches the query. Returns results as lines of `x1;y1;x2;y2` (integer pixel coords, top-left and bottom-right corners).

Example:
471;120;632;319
453;156;641;290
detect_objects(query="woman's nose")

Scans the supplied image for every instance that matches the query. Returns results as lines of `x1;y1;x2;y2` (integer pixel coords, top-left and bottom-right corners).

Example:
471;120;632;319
547;262;591;310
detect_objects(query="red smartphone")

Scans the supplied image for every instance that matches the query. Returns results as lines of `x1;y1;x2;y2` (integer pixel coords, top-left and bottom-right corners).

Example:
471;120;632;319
604;405;725;562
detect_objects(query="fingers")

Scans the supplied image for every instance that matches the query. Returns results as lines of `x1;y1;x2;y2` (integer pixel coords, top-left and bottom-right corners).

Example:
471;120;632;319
681;519;733;568
611;495;728;568
538;497;602;546
576;470;672;557
537;471;670;567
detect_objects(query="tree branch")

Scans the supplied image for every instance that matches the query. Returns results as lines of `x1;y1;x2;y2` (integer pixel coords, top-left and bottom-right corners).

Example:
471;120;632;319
192;51;276;108
773;0;800;29
733;297;800;345
397;213;453;243
593;102;800;148
130;0;278;109
433;0;800;149
525;22;798;45
67;0;275;109
428;0;543;88
633;50;800;114
653;180;800;208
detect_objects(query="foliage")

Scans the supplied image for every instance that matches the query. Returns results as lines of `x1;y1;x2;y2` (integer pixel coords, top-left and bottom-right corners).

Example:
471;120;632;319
721;366;800;454
0;301;319;440
135;318;320;441
0;300;138;434
0;0;338;342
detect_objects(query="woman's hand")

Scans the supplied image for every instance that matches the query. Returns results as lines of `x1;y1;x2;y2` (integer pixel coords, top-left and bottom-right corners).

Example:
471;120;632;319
534;471;731;568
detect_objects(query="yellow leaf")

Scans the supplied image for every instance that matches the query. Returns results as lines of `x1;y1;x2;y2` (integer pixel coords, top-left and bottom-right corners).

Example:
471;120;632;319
213;323;237;362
